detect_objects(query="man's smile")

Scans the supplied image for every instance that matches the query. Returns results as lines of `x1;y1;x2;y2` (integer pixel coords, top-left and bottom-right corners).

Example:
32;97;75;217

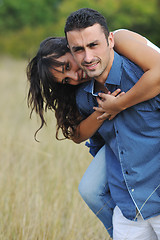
83;60;100;70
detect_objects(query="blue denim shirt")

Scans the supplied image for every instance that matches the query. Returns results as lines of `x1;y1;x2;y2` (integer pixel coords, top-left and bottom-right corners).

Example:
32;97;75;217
76;52;160;224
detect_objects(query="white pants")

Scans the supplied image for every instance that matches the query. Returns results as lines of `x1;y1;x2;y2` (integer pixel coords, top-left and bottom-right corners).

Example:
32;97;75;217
113;206;160;240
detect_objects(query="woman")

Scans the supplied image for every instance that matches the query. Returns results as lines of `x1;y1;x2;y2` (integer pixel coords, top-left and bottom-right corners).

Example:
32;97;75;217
27;29;160;238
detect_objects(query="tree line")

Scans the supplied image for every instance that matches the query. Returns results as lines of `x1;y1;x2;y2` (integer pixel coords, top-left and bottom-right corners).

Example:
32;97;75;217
0;0;159;58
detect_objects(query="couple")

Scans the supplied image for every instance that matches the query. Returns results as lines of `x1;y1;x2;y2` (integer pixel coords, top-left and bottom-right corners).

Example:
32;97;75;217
27;8;160;240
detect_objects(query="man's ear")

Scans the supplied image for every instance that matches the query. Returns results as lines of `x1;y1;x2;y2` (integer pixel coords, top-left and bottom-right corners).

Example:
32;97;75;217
108;32;114;49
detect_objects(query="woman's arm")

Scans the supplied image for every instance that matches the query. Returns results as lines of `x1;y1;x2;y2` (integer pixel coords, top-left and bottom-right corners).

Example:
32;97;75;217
71;89;122;143
95;29;160;120
71;110;104;144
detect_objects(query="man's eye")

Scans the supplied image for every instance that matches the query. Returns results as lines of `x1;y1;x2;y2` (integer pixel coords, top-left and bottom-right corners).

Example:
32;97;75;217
74;49;81;52
73;47;83;53
90;43;97;48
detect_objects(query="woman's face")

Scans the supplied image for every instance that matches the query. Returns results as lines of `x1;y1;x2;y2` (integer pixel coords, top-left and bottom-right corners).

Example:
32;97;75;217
51;52;90;85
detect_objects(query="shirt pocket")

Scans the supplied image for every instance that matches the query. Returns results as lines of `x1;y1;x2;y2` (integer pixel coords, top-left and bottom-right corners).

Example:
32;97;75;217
133;99;160;132
157;185;160;198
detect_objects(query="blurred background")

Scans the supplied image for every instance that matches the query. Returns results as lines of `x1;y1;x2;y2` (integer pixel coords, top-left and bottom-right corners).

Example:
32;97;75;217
0;0;159;58
0;0;159;239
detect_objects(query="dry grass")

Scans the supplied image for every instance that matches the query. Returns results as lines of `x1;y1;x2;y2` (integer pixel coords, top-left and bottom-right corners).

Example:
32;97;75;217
0;56;111;240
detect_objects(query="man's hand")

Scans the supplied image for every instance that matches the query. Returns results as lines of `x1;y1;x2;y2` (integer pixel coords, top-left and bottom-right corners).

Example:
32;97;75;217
93;89;125;120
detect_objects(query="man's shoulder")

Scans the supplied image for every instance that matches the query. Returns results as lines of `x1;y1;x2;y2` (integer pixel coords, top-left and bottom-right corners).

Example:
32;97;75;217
76;81;90;96
75;82;89;111
76;81;95;116
118;52;144;75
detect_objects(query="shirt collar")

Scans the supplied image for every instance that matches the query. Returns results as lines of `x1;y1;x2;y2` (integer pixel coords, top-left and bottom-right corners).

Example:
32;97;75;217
105;51;122;85
84;51;123;95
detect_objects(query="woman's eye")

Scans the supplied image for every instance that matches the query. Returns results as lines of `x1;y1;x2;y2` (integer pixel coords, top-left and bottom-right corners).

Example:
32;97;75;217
66;62;70;70
62;78;69;84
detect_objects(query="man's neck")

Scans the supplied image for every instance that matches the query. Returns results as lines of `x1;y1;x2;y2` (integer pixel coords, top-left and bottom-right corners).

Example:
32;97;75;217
94;81;109;93
95;50;114;85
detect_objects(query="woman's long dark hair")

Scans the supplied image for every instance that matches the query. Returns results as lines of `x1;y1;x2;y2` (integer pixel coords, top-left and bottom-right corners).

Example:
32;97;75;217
26;37;82;140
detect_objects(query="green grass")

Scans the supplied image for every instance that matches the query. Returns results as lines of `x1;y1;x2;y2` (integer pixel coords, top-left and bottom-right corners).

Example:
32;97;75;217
0;56;111;240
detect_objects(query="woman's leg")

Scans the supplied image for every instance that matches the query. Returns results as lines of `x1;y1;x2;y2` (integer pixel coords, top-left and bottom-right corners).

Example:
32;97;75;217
78;145;115;237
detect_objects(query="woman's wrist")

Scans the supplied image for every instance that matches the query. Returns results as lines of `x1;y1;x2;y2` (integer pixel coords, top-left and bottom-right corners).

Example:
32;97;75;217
94;110;106;122
116;95;127;112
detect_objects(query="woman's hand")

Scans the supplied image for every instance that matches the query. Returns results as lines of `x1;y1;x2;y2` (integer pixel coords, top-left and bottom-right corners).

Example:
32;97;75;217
93;90;125;120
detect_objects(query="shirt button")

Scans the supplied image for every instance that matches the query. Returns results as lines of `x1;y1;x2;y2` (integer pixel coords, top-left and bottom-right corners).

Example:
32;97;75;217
116;130;118;134
131;189;134;192
120;150;124;154
125;171;129;174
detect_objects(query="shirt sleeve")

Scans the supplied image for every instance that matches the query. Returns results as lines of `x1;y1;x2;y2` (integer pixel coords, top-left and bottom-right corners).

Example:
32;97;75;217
76;84;105;157
85;133;105;157
154;94;160;109
76;83;95;118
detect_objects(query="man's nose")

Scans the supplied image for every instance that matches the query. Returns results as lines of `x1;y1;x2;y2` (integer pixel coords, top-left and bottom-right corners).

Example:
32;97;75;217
84;49;93;63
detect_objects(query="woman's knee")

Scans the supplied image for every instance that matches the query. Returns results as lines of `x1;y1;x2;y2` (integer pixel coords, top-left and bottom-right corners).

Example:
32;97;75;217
78;176;97;204
78;146;107;205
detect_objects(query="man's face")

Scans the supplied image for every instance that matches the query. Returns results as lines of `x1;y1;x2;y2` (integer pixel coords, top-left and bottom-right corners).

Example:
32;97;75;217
67;23;114;83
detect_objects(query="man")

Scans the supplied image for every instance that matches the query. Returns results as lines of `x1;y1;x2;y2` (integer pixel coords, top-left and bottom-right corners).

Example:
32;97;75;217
64;8;160;240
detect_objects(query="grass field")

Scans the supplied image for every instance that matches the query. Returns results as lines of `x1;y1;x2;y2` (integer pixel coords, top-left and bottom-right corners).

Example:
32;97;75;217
0;56;111;240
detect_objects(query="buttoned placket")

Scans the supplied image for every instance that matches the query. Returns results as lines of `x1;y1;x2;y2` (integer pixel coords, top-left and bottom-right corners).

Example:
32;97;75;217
114;118;142;218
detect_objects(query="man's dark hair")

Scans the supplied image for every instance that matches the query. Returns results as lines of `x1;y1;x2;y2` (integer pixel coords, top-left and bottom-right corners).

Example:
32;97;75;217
64;8;109;40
